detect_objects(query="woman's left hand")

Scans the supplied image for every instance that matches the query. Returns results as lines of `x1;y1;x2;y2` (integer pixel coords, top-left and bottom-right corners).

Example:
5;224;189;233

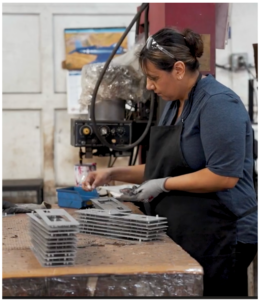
118;178;169;202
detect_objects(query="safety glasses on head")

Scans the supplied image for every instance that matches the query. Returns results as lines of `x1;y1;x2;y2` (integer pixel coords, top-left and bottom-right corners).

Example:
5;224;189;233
146;36;176;60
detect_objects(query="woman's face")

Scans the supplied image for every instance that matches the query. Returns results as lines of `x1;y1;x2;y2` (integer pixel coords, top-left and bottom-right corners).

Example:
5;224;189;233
144;60;182;101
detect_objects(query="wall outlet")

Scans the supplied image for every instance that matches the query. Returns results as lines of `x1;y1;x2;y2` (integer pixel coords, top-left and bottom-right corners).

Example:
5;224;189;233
230;53;249;71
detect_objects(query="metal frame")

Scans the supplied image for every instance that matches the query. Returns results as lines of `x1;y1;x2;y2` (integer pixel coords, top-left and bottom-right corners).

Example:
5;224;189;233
34;209;79;227
91;197;132;212
27;209;79;267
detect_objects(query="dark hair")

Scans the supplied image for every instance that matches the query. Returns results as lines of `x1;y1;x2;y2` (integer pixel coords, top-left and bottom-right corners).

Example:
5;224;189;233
138;27;204;73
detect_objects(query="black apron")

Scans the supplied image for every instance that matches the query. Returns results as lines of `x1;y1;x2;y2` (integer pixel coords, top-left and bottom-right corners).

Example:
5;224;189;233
144;74;257;296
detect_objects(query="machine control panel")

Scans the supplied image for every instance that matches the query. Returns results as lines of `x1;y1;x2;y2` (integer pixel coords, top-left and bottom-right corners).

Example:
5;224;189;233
71;119;133;147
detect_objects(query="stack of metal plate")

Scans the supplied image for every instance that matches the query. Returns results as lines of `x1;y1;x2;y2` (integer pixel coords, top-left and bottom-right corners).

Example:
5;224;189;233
91;197;132;213
76;209;168;242
27;209;79;267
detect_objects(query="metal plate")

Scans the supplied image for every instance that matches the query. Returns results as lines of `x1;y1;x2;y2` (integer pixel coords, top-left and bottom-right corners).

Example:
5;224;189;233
28;214;78;233
79;228;165;241
34;245;77;258
77;216;167;229
79;224;165;238
79;221;167;233
76;209;167;223
30;231;77;244
32;238;77;253
91;197;132;213
77;209;167;242
78;216;168;229
32;247;75;267
29;225;78;240
29;221;78;236
31;209;79;227
31;234;77;247
33;251;75;262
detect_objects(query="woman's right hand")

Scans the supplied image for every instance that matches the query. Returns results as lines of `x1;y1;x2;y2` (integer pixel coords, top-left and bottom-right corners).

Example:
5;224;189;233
81;169;113;191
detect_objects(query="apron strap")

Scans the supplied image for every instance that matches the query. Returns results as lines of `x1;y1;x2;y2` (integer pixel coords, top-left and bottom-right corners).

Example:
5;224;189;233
237;205;257;219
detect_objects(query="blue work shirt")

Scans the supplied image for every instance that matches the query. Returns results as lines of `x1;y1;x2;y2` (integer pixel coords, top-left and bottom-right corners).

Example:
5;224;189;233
159;74;257;244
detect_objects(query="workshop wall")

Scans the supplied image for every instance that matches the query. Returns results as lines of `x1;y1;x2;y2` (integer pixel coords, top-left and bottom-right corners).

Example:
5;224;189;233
216;3;258;109
2;3;140;202
2;3;258;203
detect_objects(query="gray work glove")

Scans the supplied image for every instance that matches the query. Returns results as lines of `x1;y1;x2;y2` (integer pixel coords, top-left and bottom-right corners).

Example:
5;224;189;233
118;178;170;203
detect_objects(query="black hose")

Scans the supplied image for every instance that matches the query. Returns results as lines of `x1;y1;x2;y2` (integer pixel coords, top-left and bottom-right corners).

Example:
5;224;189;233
110;157;117;167
144;4;149;40
90;3;153;151
107;155;112;168
135;3;149;40
135;6;141;37
132;145;140;165
135;3;146;37
128;148;134;166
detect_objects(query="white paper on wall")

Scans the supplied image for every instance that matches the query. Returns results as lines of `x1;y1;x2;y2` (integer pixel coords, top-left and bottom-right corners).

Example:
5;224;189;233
67;70;88;114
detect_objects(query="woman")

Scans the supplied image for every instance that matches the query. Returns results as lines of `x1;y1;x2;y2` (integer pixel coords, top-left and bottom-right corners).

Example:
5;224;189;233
82;27;257;296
